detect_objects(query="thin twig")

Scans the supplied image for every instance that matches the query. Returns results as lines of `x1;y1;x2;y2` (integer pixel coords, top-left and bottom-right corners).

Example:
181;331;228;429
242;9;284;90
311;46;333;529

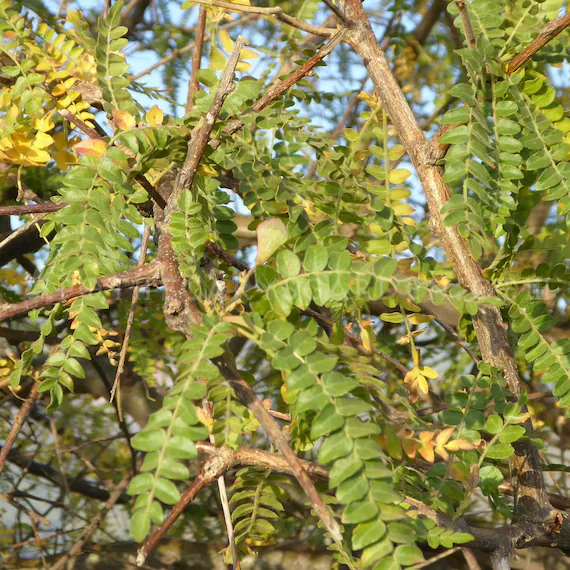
166;37;246;219
0;493;51;526
321;0;347;23
462;548;482;570
454;0;476;49
217;361;344;545
187;0;336;37
137;450;232;565
303;306;409;374
205;241;249;272
110;225;151;409
0;382;40;474
0;214;48;255
507;14;570;73
49;418;69;495
185;5;207;116
410;546;462;569
222;29;346;140
132;16;257;81
419;303;481;364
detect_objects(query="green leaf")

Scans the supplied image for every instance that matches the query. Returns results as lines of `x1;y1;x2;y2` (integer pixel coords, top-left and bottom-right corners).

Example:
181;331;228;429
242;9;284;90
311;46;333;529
440;125;469;144
276;249;301;278
479;465;503;494
329;454;363;488
322;371;359;396
130;509;151;542
499;425;526;444
484;414;503;434
127;473;153;495
485;443;514;460
132;429;166;452
166;436;197;459
336;473;369;503
352;518;387;550
256;219;288;264
154;477;181;505
318;430;353;464
342;499;379;524
311;405;345;439
394;544;424;565
304;244;329;272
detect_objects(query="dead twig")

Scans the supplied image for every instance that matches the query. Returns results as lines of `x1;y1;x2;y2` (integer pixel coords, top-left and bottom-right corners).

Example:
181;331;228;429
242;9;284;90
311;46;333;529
0;382;40;474
185;5;207;116
187;0;336;37
110;225;152;414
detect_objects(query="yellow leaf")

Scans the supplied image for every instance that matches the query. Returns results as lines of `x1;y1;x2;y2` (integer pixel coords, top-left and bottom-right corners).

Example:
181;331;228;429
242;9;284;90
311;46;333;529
112;109;136;130
53;150;76;170
419;365;438;379
396;329;425;345
435;444;449;460
34;116;55;132
198;164;218;176
388;144;406;160
361;327;374;352
402;438;418;459
435;275;451;288
26;148;51;164
236;61;251;72
73;138;108;157
388;169;411;184
390;188;411;201
219;29;234;53
210;46;226;71
357;91;377;107
53;132;69;151
446;439;475;452
392;202;415;216
256;218;288;264
146;105;164;127
436;427;454;445
419;431;434;442
240;47;259;60
404;369;418;384
412;349;419;367
417;374;429;394
418;443;435;463
33;132;54;149
407;314;434;325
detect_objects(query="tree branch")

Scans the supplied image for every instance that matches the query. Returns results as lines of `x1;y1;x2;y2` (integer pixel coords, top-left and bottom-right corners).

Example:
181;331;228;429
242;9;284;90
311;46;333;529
0;203;65;216
4;447;129;503
507;14;570;74
342;0;551;527
0;261;162;323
